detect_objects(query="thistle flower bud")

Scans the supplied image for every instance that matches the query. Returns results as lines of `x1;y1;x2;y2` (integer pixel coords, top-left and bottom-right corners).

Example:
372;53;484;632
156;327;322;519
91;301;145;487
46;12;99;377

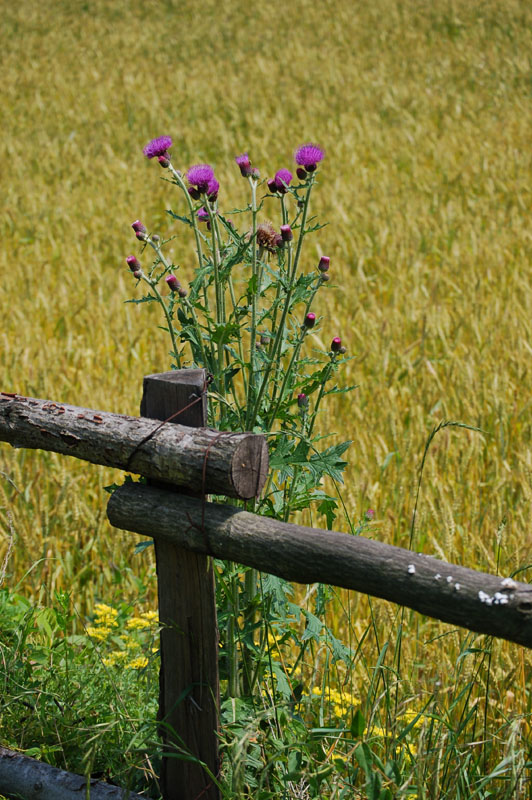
166;274;180;292
304;312;316;328
318;256;330;272
320;273;330;282
250;167;260;180
151;234;160;243
131;220;146;233
296;167;307;181
339;346;347;354
297;393;309;409
135;230;147;241
158;155;170;168
280;224;293;242
132;269;142;279
178;287;188;298
197;207;209;223
235;153;252;178
126;255;141;272
188;186;201;201
267;178;277;193
331;337;342;352
260;334;269;346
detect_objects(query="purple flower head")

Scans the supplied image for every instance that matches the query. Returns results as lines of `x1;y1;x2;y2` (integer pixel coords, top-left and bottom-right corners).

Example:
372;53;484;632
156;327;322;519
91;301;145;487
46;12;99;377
318;256;330;272
304;312;316;329
235;152;252;177
187;164;215;193
365;508;375;520
207;177;219;200
274;168;293;193
143;136;173;159
331;336;342;353
166;274;180;292
295;143;324;172
131;220;146;234
197;207;209;223
126;255;141;272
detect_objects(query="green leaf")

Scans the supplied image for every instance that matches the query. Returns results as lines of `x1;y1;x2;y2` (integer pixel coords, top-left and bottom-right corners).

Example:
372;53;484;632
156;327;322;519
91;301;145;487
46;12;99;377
134;540;154;554
350;709;366;738
301;609;323;642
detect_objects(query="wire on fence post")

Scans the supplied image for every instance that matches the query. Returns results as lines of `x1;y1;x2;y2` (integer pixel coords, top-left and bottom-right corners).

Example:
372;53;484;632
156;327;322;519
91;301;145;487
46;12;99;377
140;369;220;800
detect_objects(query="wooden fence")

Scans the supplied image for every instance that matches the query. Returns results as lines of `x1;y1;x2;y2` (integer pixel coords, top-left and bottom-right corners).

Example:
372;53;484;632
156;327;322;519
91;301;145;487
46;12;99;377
1;369;532;800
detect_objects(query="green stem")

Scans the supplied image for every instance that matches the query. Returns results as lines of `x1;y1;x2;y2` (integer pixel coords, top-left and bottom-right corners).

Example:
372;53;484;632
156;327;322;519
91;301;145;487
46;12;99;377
245;178;259;428
138;269;181;368
248;178;314;429
168;164;204;272
267;327;308;430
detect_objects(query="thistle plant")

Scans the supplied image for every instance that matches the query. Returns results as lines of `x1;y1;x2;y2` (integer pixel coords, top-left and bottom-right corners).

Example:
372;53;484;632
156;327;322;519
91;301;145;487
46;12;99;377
126;135;353;527
125;136;355;703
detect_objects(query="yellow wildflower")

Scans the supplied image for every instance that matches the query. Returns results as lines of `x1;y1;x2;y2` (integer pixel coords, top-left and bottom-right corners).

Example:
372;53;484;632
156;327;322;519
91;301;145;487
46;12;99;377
126;656;149;669
126;617;151;631
87;626;113;641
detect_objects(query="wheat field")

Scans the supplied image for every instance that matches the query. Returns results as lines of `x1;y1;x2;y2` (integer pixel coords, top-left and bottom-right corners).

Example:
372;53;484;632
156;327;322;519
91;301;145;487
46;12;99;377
2;0;532;764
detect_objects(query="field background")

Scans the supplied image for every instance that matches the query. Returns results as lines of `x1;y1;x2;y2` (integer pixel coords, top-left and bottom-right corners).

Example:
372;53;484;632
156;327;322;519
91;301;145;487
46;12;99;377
2;0;532;769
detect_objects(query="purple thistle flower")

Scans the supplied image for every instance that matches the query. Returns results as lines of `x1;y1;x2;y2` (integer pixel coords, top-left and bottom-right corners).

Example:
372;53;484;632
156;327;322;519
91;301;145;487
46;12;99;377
207;177;219;200
187;164;215;193
331;337;342;352
166;274;180;292
295;143;324;172
235;152;252;177
318;256;330;272
143;136;173;159
365;508;375;520
304;312;316;328
131;220;146;233
274;168;293;193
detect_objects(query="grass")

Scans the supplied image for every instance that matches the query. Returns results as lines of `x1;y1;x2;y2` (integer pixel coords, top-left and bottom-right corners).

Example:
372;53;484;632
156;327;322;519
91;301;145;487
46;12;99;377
2;0;532;795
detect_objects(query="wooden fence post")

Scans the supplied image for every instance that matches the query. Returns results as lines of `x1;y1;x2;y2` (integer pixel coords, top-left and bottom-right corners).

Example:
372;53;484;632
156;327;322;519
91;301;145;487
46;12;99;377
141;370;220;800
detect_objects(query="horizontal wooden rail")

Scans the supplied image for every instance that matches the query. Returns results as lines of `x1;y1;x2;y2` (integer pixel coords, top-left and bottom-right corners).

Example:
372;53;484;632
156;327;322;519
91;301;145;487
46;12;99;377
0;392;268;499
108;483;532;649
0;746;144;800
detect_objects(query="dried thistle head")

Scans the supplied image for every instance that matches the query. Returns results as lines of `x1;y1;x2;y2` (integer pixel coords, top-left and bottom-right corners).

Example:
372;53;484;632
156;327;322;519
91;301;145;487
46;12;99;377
256;221;282;253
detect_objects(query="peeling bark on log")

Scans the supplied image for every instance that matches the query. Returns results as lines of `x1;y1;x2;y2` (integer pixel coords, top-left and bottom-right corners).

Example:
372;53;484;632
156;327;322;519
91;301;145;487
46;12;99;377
0;746;143;800
0;391;268;499
108;484;532;649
